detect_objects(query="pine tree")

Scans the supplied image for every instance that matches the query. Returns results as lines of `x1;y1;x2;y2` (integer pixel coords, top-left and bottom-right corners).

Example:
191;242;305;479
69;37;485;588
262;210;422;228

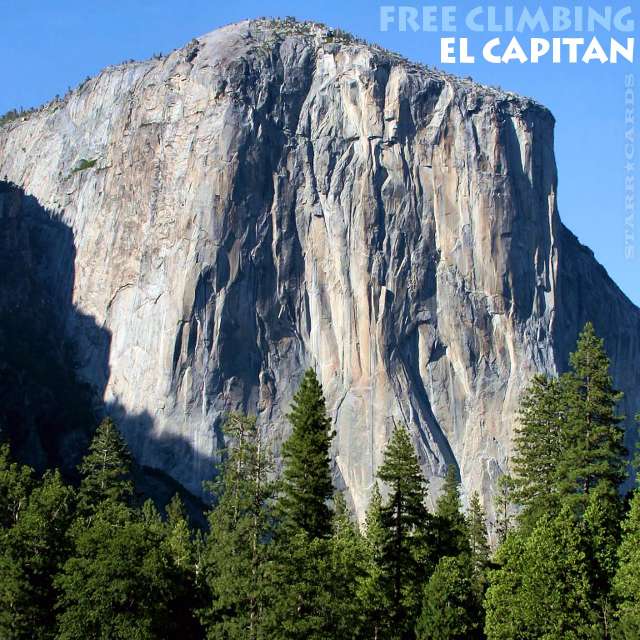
359;483;391;640
485;506;598;640
56;503;169;639
0;442;33;528
163;494;204;639
582;485;623;636
263;532;335;640
434;464;469;560
493;474;513;545
325;492;369;639
200;413;275;640
377;425;431;639
57;421;200;639
165;494;193;570
0;470;75;639
416;555;483;640
483;531;527;640
77;417;133;513
264;369;340;640
467;491;491;592
509;324;627;526
510;373;567;525
613;488;640;638
56;497;202;640
561;322;626;508
279;368;334;539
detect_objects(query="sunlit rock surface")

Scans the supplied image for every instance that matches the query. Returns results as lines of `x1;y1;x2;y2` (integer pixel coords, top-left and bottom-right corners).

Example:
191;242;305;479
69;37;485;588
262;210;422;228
1;19;638;523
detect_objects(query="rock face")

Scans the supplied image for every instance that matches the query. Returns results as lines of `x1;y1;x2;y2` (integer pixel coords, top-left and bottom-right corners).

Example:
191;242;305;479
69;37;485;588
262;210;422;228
1;19;639;522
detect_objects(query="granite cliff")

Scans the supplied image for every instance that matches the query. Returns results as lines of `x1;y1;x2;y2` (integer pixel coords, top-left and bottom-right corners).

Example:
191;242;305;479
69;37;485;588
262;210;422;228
1;19;638;523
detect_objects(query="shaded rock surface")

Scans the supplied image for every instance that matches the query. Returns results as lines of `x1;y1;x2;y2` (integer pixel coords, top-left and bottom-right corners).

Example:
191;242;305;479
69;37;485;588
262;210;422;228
1;19;638;523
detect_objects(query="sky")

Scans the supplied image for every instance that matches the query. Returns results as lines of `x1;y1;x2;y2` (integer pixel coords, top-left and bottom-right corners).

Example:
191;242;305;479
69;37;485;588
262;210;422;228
1;0;638;305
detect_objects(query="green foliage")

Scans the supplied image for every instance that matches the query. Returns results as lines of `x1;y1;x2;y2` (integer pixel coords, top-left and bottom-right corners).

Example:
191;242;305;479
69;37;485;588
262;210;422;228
493;474;514;545
165;493;194;569
260;367;350;639
327;493;369;639
613;489;640;637
54;417;202;639
415;486;488;640
485;506;599;640
511;373;567;526
162;494;204;638
200;413;275;640
0;443;33;528
511;323;627;527
0;470;74;639
71;158;98;173
0;107;37;126
279;368;334;539
434;464;469;560
467;491;491;595
416;555;483;640
0;325;634;639
582;486;623;632
262;532;336;640
265;493;368;639
56;502;181;639
560;322;627;508
376;425;431;639
77;417;133;513
358;482;392;639
486;323;629;639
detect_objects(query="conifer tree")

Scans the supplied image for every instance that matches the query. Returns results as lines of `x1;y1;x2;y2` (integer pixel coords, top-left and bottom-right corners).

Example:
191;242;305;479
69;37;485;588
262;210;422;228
377;425;431;639
493;474;513;545
359;482;391;640
77;417;133;513
56;502;178;639
483;531;527;640
582;485;623;635
613;488;640;638
200;413;275;640
561;322;626;508
509;324;627;523
510;374;567;526
57;422;199;639
434;464;469;560
0;470;74;639
279;368;334;539
325;492;369;639
165;493;194;570
264;531;336;640
467;491;491;593
163;494;204;639
416;555;483;640
0;442;33;528
485;505;598;640
265;368;340;640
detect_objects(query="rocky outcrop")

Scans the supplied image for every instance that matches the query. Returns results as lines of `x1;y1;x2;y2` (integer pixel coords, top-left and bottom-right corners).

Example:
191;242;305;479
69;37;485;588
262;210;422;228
1;19;638;523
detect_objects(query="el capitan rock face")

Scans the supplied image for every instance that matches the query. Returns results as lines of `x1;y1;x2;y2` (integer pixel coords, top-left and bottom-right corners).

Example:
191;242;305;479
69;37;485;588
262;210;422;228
1;19;638;521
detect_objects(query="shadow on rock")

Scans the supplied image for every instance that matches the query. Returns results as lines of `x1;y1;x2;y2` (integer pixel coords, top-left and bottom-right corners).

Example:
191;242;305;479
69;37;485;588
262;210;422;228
0;181;214;518
0;180;111;476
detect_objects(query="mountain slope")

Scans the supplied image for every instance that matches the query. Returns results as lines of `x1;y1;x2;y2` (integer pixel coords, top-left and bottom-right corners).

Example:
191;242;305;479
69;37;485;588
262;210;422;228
1;19;638;520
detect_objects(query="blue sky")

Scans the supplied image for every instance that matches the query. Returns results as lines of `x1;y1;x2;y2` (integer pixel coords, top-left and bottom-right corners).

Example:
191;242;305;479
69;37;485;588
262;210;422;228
1;0;637;305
